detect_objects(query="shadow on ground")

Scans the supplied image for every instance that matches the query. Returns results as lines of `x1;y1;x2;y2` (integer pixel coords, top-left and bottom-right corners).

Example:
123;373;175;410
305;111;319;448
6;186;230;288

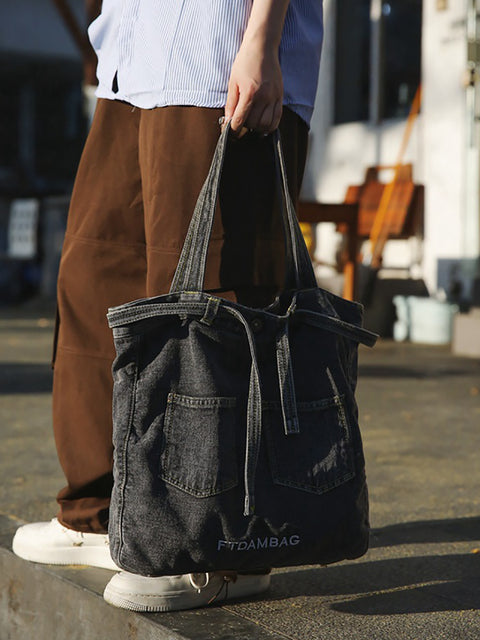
358;364;479;379
0;363;52;394
371;516;480;547
268;517;480;616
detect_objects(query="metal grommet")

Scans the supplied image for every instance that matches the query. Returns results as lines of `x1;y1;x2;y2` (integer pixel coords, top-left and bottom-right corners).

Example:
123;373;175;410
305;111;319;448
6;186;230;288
251;317;263;333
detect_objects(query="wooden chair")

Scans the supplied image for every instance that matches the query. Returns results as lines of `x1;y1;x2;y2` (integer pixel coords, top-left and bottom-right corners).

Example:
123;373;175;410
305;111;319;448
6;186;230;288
298;164;424;301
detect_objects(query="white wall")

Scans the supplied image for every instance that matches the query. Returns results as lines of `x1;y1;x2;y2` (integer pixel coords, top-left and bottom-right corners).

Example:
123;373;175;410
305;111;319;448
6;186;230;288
422;2;472;284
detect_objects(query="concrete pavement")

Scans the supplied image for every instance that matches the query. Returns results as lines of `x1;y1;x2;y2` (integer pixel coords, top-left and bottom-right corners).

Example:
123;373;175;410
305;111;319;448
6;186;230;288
1;308;479;639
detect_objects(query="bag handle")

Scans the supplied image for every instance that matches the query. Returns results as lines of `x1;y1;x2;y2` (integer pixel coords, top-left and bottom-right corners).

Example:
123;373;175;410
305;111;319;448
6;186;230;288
169;122;317;294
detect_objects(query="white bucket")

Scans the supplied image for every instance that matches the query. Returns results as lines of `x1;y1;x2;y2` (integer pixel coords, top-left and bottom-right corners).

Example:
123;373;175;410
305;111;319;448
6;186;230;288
407;297;458;345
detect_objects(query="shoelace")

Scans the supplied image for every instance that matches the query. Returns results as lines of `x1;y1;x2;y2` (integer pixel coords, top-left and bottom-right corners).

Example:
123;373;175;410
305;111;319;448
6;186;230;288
57;519;110;546
207;579;229;605
189;572;236;605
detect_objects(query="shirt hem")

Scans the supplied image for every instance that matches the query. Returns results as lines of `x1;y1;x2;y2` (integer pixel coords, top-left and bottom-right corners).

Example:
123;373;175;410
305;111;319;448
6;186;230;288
95;87;313;125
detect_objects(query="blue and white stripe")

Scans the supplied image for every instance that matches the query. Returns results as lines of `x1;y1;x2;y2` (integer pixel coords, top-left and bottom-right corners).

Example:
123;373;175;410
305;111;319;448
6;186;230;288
88;0;323;126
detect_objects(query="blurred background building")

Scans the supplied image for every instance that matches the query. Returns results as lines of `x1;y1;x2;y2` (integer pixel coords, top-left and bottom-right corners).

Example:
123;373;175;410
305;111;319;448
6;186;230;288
303;0;480;315
0;0;96;302
1;1;479;343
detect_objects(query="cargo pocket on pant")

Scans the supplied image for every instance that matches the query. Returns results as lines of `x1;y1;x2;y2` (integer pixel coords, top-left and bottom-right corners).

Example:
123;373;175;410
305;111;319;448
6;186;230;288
160;392;238;497
264;396;355;495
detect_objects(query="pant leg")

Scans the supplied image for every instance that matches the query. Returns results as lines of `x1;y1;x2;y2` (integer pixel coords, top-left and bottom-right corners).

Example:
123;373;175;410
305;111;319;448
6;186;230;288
138;106;227;296
54;99;147;533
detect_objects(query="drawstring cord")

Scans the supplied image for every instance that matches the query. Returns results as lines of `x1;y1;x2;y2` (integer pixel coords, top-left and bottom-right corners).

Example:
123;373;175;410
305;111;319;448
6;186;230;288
223;306;264;517
223;305;298;517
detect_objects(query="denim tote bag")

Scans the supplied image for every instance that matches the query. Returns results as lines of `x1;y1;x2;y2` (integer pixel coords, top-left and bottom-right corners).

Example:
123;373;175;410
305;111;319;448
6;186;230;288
106;124;377;576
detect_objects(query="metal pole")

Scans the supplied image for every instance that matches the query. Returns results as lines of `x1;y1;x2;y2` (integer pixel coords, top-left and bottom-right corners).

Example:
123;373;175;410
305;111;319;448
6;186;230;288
370;0;384;166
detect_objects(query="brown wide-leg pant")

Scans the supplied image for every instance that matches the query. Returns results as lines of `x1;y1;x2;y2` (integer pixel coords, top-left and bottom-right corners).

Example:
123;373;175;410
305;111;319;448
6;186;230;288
53;98;308;533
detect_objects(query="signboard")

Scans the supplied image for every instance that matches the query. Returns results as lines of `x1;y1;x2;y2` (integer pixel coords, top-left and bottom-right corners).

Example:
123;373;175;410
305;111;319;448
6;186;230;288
8;199;39;259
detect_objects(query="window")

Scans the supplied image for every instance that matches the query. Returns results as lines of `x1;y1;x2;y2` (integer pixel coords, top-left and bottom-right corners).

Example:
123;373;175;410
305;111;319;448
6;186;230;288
0;55;87;196
382;0;422;119
334;0;371;125
334;0;422;124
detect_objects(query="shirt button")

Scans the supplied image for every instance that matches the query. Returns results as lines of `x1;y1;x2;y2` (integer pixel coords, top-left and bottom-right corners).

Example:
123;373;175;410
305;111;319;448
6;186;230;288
251;317;263;332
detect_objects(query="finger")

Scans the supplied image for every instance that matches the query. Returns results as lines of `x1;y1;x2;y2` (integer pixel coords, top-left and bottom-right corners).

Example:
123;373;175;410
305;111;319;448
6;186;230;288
244;102;268;132
257;103;276;133
230;86;255;132
271;101;283;131
224;82;239;123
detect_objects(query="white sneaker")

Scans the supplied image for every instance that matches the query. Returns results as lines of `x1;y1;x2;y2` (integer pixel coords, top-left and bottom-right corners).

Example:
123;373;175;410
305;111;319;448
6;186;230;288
103;570;271;612
12;518;119;570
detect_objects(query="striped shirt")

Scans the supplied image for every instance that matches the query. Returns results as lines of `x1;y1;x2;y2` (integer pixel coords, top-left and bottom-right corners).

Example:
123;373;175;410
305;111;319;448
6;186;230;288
88;1;323;126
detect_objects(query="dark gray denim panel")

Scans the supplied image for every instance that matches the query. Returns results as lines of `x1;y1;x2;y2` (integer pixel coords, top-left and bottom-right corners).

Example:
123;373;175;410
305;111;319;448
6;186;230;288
263;394;355;495
161;392;239;497
107;285;376;574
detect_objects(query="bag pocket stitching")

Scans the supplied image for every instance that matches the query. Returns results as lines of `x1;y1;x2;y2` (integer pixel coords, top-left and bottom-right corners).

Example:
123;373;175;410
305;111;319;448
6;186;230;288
160;473;239;498
270;470;357;495
161;393;239;497
166;392;237;409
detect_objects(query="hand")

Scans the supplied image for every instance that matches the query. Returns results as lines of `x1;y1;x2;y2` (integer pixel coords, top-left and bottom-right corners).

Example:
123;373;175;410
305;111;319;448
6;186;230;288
224;40;283;135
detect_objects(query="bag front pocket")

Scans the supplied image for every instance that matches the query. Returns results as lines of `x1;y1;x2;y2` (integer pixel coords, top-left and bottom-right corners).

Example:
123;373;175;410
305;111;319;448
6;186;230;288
264;396;355;495
160;392;239;497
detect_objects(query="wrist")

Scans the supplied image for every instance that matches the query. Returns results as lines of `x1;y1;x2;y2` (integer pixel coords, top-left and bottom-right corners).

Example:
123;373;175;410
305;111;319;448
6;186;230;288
242;24;282;52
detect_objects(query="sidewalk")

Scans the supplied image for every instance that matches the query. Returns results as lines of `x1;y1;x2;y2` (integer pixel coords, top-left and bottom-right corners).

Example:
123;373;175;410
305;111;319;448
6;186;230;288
1;308;479;640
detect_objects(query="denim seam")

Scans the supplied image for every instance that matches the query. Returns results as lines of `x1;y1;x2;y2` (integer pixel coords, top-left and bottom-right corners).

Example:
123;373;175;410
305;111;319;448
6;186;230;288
271;470;356;495
117;335;140;565
160;475;239;498
167;392;236;409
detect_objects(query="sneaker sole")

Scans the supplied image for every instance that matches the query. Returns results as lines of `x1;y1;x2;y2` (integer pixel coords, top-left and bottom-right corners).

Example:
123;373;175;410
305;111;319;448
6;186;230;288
103;574;271;612
12;537;118;571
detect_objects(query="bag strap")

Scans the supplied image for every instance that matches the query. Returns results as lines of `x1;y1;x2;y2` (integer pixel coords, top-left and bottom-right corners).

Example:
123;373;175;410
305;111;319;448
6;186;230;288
107;299;378;347
169;122;317;294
